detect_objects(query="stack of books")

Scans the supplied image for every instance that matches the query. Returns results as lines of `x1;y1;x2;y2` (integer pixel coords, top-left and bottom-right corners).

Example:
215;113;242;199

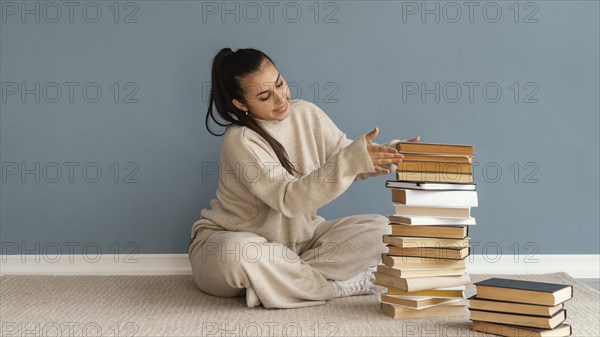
469;278;573;337
395;142;474;184
377;142;477;319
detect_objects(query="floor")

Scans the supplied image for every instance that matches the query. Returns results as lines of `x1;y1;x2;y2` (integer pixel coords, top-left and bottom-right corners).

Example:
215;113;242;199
1;273;598;337
577;278;600;291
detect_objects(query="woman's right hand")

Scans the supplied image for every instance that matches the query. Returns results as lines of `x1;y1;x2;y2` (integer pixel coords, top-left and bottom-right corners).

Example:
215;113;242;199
365;127;405;174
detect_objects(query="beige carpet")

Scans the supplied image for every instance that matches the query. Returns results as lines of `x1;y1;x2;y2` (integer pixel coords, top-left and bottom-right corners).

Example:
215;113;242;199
1;273;598;337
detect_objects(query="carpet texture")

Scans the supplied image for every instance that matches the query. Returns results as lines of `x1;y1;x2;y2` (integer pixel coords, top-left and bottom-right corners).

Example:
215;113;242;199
1;273;598;336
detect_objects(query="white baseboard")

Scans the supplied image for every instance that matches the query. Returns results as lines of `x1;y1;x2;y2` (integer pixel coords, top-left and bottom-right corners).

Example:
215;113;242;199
1;254;598;278
0;254;192;276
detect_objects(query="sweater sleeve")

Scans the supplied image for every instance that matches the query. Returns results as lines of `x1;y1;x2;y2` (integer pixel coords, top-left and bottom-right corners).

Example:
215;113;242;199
313;105;402;181
354;138;406;181
226;128;377;218
318;109;405;180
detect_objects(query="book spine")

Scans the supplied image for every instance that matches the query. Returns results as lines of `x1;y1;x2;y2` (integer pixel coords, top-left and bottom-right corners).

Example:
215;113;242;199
398;143;474;155
396;171;474;183
398;161;473;174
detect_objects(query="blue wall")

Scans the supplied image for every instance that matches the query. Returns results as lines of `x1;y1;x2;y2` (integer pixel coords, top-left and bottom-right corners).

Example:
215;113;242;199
1;1;598;256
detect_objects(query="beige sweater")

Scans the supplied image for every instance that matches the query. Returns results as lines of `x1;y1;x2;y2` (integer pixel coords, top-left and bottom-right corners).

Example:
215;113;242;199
189;99;402;256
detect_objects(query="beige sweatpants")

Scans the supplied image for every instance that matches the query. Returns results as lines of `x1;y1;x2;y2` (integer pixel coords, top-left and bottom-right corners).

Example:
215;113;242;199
188;214;391;309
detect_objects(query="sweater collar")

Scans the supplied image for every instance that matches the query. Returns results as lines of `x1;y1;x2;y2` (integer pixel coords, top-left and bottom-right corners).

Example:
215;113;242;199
250;100;296;128
252;116;286;128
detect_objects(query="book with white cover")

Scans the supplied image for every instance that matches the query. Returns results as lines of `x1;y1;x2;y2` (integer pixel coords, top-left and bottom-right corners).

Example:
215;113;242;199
390;188;478;207
392;205;472;219
388;214;476;225
386;180;476;191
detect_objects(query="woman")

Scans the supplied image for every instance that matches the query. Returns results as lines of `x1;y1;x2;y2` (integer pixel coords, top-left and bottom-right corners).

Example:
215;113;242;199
188;47;420;309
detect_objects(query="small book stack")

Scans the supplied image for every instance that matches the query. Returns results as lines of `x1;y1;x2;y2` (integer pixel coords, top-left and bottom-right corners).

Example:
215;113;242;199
377;142;477;319
395;142;474;184
469;278;573;337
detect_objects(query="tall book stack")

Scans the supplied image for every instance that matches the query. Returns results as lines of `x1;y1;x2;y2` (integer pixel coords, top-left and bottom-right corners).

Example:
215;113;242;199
376;142;477;319
469;278;573;337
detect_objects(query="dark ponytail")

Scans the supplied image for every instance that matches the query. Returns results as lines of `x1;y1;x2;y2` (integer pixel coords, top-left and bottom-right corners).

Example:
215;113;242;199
205;48;302;177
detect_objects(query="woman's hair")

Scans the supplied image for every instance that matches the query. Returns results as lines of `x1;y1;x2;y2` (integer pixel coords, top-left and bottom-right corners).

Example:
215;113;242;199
205;47;301;177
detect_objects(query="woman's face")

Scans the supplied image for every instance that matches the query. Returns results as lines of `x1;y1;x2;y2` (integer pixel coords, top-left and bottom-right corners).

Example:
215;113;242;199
232;59;291;121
